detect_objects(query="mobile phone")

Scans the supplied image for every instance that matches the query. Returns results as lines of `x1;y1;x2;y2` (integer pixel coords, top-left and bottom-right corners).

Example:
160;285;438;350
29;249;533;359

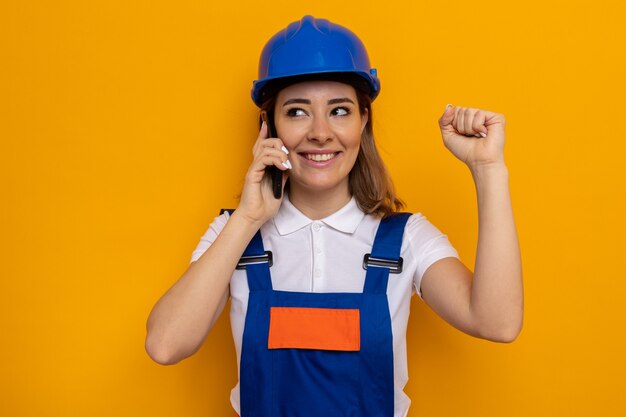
261;111;283;199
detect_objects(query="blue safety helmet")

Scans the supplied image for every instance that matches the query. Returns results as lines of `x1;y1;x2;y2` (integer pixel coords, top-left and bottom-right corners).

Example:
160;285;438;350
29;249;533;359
251;15;381;107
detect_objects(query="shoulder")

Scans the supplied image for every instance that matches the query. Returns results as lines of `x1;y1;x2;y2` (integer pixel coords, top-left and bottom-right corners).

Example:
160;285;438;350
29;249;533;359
402;212;459;271
396;212;460;296
205;210;232;236
404;212;450;246
189;211;232;263
357;212;440;241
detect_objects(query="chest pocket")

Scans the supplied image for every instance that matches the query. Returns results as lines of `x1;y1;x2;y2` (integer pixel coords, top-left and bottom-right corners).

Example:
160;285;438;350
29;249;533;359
268;306;360;351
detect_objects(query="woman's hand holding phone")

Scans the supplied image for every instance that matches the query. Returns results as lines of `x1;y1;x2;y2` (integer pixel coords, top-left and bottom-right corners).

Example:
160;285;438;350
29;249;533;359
236;121;290;226
262;111;285;200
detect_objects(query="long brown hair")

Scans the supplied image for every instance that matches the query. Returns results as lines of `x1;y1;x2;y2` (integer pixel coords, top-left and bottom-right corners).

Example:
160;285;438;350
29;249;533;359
349;89;405;217
260;82;404;218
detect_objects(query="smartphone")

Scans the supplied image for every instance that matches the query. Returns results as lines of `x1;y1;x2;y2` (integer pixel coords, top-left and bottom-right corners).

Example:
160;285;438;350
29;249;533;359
261;111;283;199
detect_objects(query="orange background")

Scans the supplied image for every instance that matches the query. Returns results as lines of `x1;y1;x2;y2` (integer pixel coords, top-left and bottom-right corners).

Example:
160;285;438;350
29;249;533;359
2;1;625;416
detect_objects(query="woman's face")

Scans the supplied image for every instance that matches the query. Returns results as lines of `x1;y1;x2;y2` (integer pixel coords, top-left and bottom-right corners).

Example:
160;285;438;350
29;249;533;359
274;80;368;197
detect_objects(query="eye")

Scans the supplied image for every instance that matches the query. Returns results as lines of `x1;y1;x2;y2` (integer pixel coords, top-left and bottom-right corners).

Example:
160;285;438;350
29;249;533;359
331;107;351;116
286;108;307;117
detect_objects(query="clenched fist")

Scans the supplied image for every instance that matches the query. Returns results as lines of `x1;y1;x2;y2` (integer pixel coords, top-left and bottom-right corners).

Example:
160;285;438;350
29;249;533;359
438;105;507;170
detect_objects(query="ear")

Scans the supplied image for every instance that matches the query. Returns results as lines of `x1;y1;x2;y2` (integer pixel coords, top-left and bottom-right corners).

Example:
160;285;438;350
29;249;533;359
360;108;369;134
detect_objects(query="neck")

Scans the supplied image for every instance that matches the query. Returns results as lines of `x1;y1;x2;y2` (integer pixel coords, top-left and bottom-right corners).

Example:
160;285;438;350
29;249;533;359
288;183;352;220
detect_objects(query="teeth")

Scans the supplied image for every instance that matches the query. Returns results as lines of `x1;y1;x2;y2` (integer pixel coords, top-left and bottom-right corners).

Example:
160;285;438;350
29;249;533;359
305;153;336;162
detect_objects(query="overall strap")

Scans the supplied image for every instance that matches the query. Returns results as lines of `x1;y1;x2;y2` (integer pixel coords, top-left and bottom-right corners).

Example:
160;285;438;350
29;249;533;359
363;212;412;294
222;209;273;291
241;231;273;291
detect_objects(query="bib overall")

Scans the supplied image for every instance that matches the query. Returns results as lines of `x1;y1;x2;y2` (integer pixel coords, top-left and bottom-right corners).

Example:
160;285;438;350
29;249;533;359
238;213;410;417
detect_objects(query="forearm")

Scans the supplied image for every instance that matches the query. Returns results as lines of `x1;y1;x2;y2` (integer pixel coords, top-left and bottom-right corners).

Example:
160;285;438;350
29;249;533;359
468;163;523;341
145;211;262;364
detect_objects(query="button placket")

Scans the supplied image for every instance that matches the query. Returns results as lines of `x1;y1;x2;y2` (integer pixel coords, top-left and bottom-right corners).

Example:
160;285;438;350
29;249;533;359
310;221;325;289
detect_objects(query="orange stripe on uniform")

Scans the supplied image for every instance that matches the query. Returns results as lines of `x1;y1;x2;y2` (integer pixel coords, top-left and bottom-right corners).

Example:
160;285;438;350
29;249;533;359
268;307;360;351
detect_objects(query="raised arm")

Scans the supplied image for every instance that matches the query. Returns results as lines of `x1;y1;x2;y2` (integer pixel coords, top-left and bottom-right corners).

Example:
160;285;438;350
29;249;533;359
419;105;523;343
145;122;290;364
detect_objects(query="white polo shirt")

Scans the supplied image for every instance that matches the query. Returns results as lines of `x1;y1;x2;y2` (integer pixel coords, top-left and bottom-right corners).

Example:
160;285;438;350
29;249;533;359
190;195;459;416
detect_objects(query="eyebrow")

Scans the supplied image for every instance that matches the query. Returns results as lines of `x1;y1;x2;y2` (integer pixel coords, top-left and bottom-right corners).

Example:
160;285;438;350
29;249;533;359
281;97;355;107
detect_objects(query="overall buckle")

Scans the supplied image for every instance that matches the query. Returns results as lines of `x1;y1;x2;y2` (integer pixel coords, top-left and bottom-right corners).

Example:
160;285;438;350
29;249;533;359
236;251;273;270
362;254;403;274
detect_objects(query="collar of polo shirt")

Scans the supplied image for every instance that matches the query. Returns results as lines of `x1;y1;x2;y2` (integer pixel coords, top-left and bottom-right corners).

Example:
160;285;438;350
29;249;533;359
273;194;365;236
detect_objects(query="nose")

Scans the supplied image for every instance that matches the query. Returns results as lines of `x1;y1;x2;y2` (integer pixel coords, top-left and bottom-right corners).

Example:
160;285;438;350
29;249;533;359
306;116;333;143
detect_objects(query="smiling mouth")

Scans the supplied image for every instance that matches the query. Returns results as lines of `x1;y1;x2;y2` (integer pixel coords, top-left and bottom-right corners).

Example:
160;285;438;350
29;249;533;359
301;152;339;162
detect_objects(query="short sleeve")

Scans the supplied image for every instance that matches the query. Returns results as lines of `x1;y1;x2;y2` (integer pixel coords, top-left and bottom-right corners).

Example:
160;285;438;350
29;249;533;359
189;211;231;263
405;213;460;299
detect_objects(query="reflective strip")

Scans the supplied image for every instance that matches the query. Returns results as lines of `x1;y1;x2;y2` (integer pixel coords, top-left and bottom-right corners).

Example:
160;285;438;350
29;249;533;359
268;307;360;351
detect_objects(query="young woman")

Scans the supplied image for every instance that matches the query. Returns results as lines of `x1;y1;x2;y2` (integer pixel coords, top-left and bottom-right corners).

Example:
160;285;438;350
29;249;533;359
146;15;523;417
